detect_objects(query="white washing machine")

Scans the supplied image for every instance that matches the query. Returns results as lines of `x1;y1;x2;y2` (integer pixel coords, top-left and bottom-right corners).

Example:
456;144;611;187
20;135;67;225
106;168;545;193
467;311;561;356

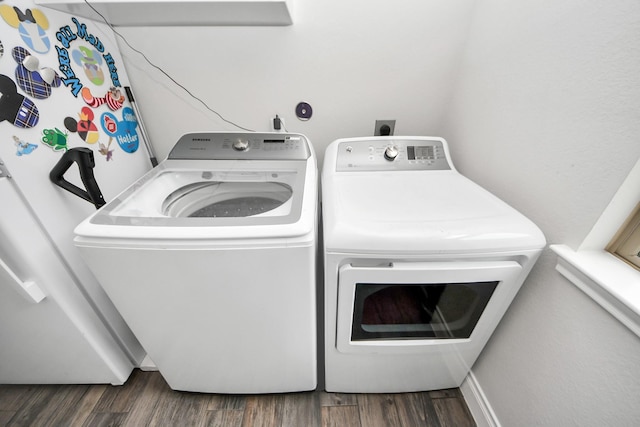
322;136;545;393
74;132;317;393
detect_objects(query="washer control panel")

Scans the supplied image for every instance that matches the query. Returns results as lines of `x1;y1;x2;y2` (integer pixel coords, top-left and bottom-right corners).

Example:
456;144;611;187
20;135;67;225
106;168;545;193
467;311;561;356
336;138;451;171
169;132;311;160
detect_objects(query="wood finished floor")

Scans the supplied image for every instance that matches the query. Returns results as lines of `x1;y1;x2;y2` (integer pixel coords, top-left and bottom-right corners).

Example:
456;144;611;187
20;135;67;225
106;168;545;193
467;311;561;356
0;369;476;427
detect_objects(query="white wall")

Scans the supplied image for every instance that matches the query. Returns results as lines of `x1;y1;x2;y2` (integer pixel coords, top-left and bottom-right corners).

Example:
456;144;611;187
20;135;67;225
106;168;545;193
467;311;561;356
115;0;476;165
442;0;640;425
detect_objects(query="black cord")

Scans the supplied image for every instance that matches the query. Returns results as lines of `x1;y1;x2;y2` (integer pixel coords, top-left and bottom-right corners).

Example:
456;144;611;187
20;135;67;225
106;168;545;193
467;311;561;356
82;0;255;132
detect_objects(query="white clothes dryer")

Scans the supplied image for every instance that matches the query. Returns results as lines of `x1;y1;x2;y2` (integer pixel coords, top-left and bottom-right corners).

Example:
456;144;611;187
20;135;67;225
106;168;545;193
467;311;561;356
75;132;317;393
322;136;545;393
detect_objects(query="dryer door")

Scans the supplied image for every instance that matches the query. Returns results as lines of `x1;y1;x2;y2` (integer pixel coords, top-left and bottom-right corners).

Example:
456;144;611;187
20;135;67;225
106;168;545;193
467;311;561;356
336;261;522;354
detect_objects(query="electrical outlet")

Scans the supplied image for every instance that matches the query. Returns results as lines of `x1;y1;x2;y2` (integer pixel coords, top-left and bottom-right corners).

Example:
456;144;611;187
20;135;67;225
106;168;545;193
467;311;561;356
374;120;395;136
272;115;283;131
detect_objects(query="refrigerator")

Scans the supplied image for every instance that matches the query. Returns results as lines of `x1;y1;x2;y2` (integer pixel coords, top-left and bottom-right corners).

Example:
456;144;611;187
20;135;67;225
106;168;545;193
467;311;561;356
0;0;152;384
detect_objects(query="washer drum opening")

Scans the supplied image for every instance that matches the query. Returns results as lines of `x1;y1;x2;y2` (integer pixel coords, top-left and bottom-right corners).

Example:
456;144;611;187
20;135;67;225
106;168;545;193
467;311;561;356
162;181;293;218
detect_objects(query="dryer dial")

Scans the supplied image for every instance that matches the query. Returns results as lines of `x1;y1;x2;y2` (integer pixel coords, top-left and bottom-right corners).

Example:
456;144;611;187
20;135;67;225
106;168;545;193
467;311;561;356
384;145;399;161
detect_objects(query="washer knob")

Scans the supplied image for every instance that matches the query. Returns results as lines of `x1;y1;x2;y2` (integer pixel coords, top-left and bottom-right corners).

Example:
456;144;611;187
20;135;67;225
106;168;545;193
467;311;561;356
384;145;399;161
233;139;250;151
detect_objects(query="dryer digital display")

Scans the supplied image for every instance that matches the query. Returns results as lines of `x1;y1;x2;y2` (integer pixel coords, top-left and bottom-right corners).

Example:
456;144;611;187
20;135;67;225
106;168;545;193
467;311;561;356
407;145;435;161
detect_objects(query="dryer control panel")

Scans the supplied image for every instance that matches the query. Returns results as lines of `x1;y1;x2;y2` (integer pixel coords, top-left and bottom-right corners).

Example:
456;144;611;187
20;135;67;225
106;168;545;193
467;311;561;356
336;138;452;171
169;132;311;160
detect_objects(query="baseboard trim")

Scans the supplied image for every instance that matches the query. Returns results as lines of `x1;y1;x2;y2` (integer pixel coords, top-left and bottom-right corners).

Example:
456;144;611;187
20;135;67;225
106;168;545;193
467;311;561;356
138;355;158;371
460;371;501;427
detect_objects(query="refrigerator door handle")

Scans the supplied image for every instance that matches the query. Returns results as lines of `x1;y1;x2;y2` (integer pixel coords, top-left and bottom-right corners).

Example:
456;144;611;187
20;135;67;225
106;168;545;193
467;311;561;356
49;148;106;209
0;257;46;303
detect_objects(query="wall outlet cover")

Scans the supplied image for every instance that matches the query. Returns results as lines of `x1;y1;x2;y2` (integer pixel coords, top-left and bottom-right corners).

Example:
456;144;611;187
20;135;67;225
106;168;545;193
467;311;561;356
374;120;395;136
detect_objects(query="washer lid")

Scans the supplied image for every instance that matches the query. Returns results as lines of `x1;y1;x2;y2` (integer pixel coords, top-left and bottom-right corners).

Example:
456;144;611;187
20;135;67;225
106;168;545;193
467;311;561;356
111;176;295;221
75;158;316;241
322;171;546;254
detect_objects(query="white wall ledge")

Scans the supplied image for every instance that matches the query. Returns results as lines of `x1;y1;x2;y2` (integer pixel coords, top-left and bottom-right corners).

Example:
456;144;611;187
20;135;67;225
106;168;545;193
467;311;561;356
551;244;640;338
35;0;294;26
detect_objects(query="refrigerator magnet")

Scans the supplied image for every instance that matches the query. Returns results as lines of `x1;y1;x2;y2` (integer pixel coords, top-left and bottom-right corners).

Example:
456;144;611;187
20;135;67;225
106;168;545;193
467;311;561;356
0;74;40;128
12;46;62;99
100;107;139;154
0;5;50;54
41;127;69;152
64;106;99;144
13;135;38;156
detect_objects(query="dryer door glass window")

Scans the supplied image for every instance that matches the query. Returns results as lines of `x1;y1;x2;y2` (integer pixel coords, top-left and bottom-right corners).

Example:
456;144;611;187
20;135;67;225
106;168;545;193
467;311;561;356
351;282;498;340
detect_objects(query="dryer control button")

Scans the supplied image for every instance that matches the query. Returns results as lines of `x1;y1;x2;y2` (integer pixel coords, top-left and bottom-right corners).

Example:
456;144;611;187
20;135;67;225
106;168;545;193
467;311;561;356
232;139;250;151
384;145;399;161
